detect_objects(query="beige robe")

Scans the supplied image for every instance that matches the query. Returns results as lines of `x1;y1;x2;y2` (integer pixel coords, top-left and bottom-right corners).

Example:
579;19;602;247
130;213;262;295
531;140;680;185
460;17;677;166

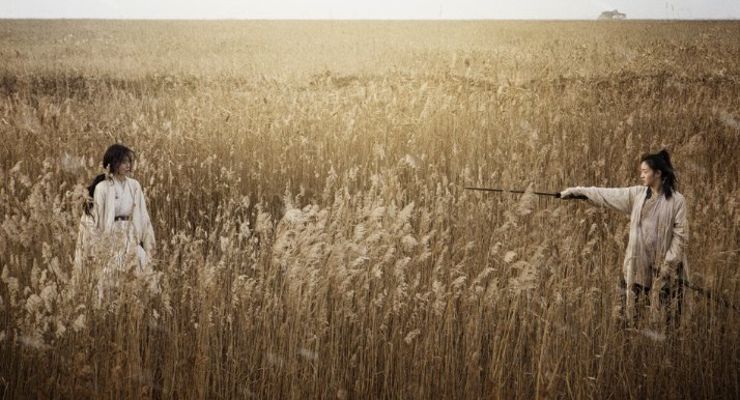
637;191;664;287
563;185;689;317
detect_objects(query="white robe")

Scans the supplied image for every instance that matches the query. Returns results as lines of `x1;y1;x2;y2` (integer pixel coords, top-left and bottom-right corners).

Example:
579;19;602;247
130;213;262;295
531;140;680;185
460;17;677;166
72;175;156;304
92;176;156;257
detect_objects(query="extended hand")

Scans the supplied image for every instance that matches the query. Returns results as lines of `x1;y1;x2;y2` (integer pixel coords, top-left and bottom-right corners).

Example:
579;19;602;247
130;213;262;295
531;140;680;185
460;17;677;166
557;188;580;199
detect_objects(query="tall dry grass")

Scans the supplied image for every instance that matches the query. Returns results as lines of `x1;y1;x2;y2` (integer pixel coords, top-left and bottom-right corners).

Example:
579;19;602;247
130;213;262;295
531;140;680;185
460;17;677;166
0;20;739;399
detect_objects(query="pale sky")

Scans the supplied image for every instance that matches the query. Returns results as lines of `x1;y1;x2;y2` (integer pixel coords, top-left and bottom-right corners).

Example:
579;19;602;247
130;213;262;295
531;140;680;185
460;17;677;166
1;0;739;20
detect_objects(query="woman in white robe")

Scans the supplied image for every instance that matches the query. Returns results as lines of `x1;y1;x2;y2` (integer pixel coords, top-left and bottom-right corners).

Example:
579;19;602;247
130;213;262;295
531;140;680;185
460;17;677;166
72;144;156;306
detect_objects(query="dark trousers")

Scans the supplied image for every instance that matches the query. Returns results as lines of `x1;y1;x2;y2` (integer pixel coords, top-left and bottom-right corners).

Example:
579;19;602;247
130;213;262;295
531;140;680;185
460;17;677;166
617;269;685;329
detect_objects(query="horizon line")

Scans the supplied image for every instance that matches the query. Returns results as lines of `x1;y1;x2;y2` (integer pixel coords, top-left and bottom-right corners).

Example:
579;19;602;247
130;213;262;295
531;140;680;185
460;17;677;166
1;17;739;21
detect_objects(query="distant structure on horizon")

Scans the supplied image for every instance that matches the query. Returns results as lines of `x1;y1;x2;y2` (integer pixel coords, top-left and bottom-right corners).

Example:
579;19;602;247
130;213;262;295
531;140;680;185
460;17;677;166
598;10;627;20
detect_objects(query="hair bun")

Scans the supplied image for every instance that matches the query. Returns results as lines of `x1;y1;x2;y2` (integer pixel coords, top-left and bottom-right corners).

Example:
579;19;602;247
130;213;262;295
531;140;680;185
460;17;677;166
658;149;671;165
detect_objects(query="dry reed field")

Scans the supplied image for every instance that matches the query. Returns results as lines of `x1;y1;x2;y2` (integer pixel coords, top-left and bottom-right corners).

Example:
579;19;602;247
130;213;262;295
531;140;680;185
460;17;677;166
0;20;739;399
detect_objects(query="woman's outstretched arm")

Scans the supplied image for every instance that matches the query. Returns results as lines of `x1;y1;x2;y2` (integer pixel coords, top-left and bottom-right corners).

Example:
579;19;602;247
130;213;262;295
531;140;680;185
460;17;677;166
560;186;639;215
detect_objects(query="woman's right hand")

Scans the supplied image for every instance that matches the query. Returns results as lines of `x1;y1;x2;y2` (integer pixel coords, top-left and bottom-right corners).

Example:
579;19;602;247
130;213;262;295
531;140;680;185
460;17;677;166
558;188;576;199
558;188;587;200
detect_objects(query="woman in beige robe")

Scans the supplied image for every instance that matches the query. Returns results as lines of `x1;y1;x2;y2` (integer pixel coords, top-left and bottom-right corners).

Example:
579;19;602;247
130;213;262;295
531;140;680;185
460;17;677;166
560;149;688;328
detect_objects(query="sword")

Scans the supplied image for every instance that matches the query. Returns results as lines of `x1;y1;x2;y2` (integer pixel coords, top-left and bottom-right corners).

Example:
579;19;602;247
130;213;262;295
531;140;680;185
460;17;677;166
680;278;740;313
464;187;587;200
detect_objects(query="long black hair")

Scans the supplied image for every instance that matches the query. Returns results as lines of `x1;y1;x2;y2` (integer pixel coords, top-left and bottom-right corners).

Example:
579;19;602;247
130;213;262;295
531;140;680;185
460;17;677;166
640;149;677;199
83;144;136;215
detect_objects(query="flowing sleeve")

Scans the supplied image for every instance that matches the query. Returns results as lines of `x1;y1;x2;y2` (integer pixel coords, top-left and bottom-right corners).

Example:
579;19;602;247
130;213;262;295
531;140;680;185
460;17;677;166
92;182;107;231
137;182;156;255
663;196;688;268
563;186;638;215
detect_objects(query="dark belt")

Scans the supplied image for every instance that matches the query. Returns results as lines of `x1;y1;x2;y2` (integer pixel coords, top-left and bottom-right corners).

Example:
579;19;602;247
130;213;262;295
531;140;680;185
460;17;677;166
114;215;130;221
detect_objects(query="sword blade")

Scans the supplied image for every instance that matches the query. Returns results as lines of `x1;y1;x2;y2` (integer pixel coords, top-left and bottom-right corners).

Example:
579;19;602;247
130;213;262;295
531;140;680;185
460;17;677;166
464;187;559;197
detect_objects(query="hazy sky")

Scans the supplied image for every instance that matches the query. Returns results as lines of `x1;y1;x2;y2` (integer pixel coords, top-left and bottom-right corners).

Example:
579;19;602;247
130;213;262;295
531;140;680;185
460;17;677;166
2;0;739;20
